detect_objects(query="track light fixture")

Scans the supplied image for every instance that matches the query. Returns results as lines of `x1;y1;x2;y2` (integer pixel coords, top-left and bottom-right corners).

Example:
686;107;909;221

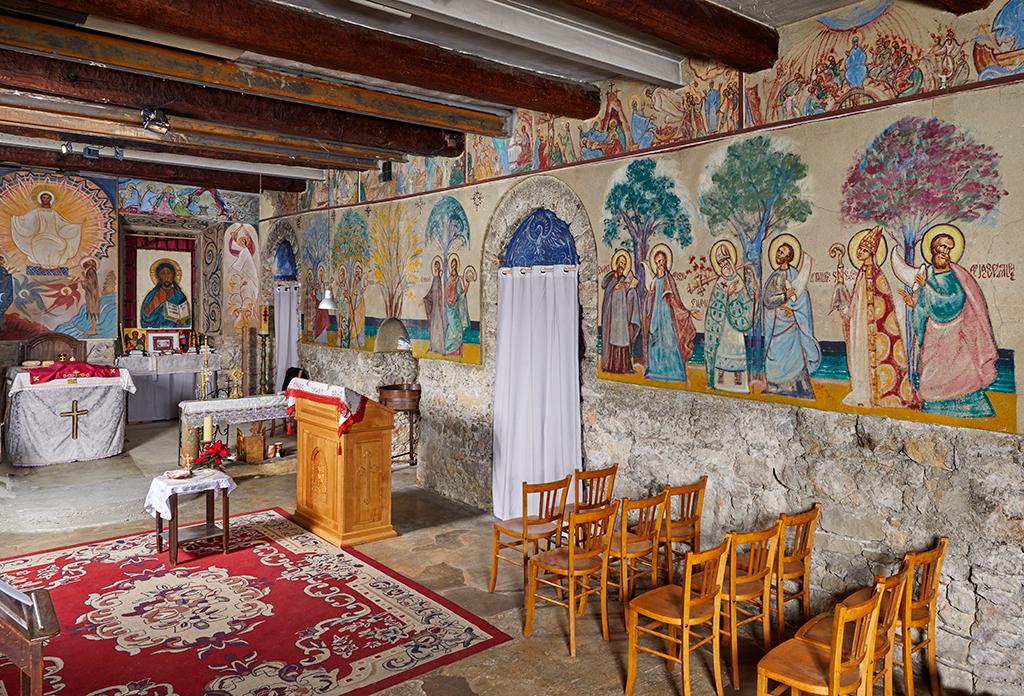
60;142;73;155
141;107;170;134
82;146;101;160
113;146;125;161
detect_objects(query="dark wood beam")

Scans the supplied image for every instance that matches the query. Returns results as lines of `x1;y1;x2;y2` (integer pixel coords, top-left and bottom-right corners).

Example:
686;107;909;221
33;0;601;119
0;46;463;158
0;145;308;191
559;0;778;73
0;13;510;136
932;0;993;13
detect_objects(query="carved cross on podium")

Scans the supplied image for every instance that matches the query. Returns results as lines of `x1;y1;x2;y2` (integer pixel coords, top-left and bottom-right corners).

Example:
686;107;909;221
60;399;89;440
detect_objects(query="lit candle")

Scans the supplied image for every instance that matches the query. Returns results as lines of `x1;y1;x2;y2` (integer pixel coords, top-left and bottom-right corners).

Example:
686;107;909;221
203;415;213;442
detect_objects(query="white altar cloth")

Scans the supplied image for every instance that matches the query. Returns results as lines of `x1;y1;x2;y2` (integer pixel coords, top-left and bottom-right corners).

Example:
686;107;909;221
117;353;219;422
179;394;289;428
144;469;236;520
4;368;136;466
116;352;222;375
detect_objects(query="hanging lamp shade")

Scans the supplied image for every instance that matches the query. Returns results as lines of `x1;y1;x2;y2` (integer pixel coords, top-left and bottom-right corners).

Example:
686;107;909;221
318;289;337;311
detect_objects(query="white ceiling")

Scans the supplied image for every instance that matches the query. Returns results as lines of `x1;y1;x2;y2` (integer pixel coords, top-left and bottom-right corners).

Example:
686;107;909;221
712;0;862;27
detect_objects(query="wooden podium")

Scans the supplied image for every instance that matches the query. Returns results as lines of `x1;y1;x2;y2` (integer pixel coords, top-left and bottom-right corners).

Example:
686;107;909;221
292;392;397;545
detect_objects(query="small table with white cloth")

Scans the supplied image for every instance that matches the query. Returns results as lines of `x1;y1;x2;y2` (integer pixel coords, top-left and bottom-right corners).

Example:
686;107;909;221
144;469;236;566
117;352;221;423
3;366;136;466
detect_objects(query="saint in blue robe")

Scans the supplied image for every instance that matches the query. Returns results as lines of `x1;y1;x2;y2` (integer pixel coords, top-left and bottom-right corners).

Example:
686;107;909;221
644;275;687;382
763;266;821;398
141;284;189;328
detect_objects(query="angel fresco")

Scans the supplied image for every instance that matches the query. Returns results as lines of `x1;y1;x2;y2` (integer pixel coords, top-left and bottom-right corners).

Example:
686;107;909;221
704;240;756;393
763;235;820;399
892;224;999;417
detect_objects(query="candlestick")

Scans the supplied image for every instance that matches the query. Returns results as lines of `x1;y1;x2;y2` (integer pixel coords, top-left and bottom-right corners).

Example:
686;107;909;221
258;304;271;335
203;415;213;442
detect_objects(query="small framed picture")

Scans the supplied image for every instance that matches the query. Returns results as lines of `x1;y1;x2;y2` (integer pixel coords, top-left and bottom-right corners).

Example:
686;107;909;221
122;327;147;353
147;331;180;354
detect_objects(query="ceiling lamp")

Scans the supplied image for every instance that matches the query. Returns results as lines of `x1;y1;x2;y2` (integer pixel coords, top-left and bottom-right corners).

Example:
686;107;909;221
318;289;337;311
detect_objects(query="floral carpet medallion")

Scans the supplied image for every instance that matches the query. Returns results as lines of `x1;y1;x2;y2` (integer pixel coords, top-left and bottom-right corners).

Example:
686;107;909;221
0;510;510;695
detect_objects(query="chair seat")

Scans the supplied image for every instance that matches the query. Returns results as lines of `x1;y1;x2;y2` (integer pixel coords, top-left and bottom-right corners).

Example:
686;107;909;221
610;532;654;557
532;546;601;574
897;602;932;627
495;516;560;539
722;572;770;600
796;613;891;658
658;521;696;542
779;556;808;578
758;638;863;694
629;584;715;625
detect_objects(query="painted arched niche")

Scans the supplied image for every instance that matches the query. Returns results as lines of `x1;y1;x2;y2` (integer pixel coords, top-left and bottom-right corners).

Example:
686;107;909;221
274;240;298;281
502;207;580;267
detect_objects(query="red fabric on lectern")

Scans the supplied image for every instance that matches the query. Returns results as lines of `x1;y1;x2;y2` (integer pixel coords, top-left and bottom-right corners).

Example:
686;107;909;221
27;361;119;384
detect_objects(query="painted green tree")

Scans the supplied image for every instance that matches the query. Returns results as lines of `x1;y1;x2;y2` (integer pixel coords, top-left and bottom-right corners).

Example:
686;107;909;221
700;135;811;377
425;195;470;298
603;158;691;349
333;210;371;347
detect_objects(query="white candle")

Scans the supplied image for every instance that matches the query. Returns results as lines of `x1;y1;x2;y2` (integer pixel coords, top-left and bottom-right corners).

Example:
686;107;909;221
203;415;213;442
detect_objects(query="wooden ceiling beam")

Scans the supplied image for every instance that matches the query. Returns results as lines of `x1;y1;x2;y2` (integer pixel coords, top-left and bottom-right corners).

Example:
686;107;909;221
558;0;778;73
0;13;509;136
0;46;462;158
32;0;601;119
932;0;993;13
0;90;381;169
0;145;308;191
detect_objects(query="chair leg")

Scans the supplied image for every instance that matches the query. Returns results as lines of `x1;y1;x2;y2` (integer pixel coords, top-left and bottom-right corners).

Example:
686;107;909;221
756;671;768;696
761;587;772;648
600;565;610;640
522;539;530;588
884;645;895;696
801;569;811;621
651;547;659;588
620;555;630;604
578;576;590;616
488;526;500;593
713;609;725;696
666;624;677;669
625;607;639;696
681;626;692;696
927;618;941;696
902;628;915;696
664;541;673;584
567;572;577;657
775;578;785;640
730;600;740;690
524;560;538;636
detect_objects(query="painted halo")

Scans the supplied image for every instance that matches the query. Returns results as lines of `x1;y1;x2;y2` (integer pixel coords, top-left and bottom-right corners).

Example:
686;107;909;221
31;185;59;205
448;252;461;271
920;223;965;265
610;248;633;274
767;233;802;270
149;257;183;285
847;228;888;270
709;239;739;276
648;243;673;271
431;255;443;272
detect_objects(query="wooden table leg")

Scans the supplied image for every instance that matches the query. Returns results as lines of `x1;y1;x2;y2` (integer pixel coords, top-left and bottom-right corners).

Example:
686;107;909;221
205;489;214;524
24;644;43;696
222;488;230;554
156;513;163;553
169;493;179;566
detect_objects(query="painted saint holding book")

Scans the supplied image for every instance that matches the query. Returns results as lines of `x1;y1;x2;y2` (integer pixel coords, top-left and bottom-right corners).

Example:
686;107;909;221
141;259;190;328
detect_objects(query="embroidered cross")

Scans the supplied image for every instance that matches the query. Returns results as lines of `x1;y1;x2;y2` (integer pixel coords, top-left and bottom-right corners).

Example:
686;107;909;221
60;399;89;440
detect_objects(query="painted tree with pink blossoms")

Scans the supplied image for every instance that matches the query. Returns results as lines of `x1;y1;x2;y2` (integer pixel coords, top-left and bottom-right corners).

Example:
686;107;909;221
842;115;1005;364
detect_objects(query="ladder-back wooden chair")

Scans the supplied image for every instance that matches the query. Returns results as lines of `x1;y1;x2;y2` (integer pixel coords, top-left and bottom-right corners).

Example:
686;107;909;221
625;537;730;696
757;584;883;696
773;503;821;638
895;537;948;696
658;476;708;583
563;463;618;519
721;523;779;690
608;493;665;609
796;560;911;696
488;475;571;591
524;500;618;657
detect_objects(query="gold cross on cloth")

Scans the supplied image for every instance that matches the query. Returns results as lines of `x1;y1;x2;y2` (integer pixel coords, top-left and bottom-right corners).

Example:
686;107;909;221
60;399;89;440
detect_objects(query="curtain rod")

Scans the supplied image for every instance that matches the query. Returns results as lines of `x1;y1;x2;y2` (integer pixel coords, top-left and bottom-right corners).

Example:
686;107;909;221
499;265;577;275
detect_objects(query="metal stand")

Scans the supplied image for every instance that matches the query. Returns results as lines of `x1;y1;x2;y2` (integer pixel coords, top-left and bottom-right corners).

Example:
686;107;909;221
393;409;419;466
258;334;270;394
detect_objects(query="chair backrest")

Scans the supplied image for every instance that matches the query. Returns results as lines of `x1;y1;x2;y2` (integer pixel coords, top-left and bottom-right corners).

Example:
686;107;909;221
778;503;821;565
904;536;948;612
21;332;85;363
522;475;572;524
573;463;617;512
568;501;620;569
664;476;707;534
619;493;665;552
281;366;307;392
830;584;883;692
874;560;911;642
681;538;729;622
728;522;780;592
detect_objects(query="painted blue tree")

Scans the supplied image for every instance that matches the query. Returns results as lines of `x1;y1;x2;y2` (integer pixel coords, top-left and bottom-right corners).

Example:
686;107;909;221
700;135;811;378
425;195;470;294
603;158;691;355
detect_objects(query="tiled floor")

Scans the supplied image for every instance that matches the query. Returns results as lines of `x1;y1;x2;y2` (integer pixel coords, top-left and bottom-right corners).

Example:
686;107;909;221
1;423;785;695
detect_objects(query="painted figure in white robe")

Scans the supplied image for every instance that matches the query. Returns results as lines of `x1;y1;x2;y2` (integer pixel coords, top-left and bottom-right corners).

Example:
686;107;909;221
348;264;367;348
224;223;260;332
600;248;640;373
891;225;999;418
704;240;755;392
763;237;821;399
423;256;446;354
11;191;82;268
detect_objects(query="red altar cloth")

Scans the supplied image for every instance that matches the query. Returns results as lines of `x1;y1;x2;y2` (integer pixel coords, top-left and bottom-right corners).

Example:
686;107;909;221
27;361;120;384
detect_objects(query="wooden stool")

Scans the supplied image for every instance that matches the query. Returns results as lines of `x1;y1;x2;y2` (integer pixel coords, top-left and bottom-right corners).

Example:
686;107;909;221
155;488;230;566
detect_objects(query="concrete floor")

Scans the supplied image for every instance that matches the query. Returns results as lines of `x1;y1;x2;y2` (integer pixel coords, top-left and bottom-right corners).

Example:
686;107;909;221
1;422;771;696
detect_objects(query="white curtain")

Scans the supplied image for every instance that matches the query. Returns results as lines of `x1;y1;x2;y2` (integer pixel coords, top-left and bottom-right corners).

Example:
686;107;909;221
273;284;300;392
492;265;581;520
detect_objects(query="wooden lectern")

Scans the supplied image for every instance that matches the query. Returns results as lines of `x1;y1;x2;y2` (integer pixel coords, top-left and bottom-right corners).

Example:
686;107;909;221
0;579;59;696
292;392;397;545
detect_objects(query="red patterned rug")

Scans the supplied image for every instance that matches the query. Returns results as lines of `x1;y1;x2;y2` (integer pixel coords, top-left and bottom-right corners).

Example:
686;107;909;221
0;509;510;695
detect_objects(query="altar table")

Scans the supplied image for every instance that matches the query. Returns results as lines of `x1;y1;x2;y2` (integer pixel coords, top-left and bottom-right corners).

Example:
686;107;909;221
117;352;221;423
177;395;290;466
4;366;136;466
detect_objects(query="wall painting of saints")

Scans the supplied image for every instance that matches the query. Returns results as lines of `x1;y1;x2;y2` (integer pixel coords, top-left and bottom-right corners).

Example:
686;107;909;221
136;249;193;329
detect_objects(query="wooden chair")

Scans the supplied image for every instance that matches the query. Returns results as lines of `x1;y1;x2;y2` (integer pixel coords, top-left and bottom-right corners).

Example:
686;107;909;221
625;537;730;696
563;463;618;518
524;500;619;656
894;537;949;696
721;523;780;691
488;475;571;592
773;503;821;638
757;584;883;696
608;493;665;609
20;332;85;363
658;476;708;583
796;560;911;696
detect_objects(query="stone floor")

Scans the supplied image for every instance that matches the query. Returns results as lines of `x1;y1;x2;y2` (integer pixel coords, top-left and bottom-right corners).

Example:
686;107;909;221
1;423;788;696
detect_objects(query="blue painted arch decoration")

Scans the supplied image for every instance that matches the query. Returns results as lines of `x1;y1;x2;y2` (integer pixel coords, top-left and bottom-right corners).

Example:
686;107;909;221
502;207;580;267
274;239;297;281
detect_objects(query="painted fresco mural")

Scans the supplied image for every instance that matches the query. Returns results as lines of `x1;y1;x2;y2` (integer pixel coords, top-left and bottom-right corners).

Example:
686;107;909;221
744;0;1022;126
119;179;258;223
222;223;260;334
0;170;118;340
299;211;334;346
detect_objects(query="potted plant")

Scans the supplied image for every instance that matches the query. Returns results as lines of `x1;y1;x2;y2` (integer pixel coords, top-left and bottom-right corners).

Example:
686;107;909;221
192;440;230;471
